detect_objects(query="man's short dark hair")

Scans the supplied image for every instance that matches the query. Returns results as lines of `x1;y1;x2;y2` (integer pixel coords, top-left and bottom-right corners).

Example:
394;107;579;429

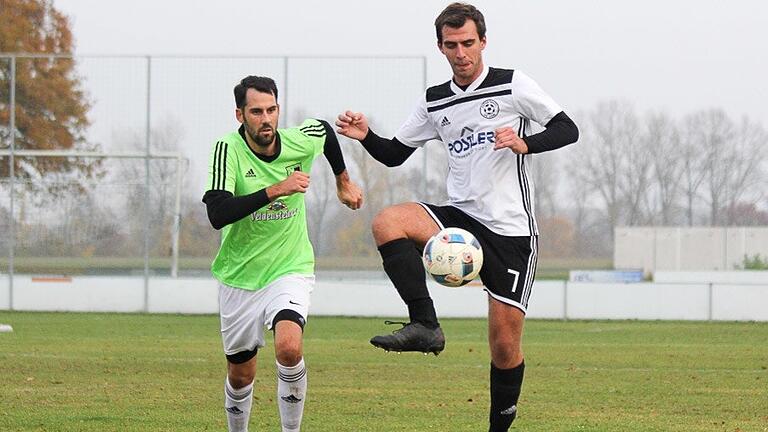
434;2;486;44
234;76;278;109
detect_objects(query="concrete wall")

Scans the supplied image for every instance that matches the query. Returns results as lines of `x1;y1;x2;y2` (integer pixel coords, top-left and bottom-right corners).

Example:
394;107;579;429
712;284;768;321
0;275;9;310
654;271;768;284
11;276;145;312
614;226;768;274
565;283;710;320
2;275;767;321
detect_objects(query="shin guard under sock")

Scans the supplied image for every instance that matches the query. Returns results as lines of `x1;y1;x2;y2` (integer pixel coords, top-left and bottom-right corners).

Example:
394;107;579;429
378;238;438;328
489;361;525;432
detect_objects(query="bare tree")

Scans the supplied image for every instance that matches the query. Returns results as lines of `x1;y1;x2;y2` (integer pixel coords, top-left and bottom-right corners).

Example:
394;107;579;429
569;101;644;234
531;151;560;220
418;142;449;204
566;178;593;255
722;116;767;224
681;110;735;226
619;111;653;226
645;111;684;225
679;115;708;226
305;157;335;253
287;108;339;254
113;116;184;255
331;135;388;256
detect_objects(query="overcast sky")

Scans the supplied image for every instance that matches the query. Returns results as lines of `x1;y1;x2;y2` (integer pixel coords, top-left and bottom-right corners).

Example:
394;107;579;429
48;0;768;200
54;0;768;124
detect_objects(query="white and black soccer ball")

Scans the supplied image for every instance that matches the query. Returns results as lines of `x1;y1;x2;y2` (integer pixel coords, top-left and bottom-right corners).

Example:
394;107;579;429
422;227;483;287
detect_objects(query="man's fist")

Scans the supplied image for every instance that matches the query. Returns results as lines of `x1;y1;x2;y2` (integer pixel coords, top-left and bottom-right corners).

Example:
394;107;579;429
268;171;310;199
494;127;529;154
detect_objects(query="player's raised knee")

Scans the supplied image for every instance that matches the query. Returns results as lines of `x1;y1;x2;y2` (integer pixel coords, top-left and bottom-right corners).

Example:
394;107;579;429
371;206;403;240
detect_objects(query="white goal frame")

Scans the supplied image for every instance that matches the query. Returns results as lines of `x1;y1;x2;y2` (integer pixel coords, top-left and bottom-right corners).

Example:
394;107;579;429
1;149;188;311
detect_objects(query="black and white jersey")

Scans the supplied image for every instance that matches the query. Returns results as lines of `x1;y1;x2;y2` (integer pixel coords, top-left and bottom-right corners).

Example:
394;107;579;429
396;66;562;236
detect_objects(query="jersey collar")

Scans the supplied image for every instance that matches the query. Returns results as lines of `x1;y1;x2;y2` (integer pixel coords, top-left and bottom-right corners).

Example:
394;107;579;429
238;124;282;163
450;65;489;94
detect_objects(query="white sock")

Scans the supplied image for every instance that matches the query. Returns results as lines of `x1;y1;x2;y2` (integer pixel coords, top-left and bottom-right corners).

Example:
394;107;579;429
276;358;307;432
225;378;253;432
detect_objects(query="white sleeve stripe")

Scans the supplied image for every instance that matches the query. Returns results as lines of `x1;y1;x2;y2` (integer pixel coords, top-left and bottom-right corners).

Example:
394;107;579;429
212;141;228;190
300;125;324;134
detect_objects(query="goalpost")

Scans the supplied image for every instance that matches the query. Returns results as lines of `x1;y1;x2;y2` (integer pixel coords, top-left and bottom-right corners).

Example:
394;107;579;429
1;149;188;311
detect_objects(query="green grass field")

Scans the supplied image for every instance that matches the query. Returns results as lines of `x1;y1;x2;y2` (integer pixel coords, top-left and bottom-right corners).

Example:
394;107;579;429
0;312;766;431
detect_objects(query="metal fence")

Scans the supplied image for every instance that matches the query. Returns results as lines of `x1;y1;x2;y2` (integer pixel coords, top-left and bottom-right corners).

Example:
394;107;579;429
1;54;438;307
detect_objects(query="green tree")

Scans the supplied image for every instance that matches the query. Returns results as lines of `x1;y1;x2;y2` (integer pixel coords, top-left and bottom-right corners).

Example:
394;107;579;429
0;0;95;186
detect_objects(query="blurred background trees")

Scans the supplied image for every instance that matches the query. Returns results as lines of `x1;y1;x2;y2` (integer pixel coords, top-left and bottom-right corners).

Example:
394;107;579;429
1;0;97;187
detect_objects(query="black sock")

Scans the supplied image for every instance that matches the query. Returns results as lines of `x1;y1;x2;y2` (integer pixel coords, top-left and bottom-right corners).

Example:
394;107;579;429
378;238;439;328
489;361;525;432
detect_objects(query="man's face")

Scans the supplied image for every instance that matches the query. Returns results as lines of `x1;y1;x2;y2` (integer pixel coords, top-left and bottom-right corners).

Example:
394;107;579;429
438;20;486;86
236;88;279;147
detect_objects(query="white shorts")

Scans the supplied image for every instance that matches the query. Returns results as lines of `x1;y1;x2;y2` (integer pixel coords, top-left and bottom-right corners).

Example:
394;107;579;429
219;274;313;355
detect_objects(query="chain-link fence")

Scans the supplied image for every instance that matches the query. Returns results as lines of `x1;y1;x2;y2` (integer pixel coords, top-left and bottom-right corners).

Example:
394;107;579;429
6;54;764;303
1;54;449;284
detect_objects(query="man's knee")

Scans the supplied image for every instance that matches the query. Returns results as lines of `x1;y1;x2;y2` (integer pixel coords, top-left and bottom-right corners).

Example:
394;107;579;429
489;325;523;366
371;206;400;240
372;203;434;245
490;335;524;369
227;360;256;388
488;299;525;367
276;344;302;367
273;311;305;366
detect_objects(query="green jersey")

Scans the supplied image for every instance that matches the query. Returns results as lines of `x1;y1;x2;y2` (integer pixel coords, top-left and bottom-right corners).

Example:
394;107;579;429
206;119;326;290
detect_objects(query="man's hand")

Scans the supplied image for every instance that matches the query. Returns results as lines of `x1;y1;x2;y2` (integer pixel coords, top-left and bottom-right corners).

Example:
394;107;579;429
267;171;310;200
335;171;363;210
335;111;369;141
494;127;529;154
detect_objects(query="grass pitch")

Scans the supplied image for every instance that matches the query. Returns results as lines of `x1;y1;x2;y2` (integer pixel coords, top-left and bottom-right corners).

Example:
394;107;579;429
0;312;766;431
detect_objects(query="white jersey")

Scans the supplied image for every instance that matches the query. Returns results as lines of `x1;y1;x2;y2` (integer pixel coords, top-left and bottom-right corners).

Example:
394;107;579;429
396;66;562;236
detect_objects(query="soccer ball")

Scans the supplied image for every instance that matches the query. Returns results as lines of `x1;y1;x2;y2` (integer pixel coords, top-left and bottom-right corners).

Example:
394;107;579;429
422;227;483;287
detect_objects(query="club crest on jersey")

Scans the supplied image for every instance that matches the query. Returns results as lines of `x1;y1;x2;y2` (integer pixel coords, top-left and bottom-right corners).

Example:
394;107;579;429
267;199;287;211
252;198;298;221
480;99;500;119
285;163;302;176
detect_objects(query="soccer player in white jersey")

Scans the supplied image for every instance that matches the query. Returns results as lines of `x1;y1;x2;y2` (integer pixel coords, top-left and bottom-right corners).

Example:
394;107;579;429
336;3;578;431
203;75;363;432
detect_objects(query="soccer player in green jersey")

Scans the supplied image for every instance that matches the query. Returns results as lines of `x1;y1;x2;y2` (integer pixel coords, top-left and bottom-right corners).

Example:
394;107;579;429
203;75;363;432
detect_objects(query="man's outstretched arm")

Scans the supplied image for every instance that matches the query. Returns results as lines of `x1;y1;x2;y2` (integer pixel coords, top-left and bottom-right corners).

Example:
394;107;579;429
359;130;416;167
318;119;363;209
335;111;416;168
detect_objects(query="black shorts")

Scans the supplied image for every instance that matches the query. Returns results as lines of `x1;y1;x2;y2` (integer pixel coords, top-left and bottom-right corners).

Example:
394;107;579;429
421;203;538;313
